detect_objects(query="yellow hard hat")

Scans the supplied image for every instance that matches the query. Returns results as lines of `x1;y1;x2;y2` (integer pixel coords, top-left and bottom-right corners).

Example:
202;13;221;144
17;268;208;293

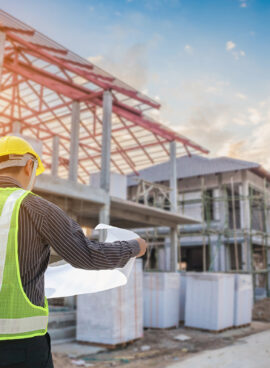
0;136;45;175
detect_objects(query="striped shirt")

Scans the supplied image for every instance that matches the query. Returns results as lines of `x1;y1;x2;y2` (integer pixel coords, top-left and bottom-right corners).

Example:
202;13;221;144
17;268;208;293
0;176;140;307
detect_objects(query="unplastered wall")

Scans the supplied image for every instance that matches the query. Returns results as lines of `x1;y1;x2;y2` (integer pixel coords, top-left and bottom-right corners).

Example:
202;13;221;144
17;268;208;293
178;174;219;192
178;191;203;222
246;170;270;193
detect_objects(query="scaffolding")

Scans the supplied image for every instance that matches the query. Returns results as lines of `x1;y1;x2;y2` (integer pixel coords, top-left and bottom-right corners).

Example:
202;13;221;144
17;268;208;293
132;175;270;298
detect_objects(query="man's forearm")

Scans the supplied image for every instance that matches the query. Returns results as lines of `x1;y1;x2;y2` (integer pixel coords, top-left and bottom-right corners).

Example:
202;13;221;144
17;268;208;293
43;202;140;270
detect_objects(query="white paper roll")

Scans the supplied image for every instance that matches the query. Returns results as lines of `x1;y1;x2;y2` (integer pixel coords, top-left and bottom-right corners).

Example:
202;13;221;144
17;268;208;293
45;224;138;298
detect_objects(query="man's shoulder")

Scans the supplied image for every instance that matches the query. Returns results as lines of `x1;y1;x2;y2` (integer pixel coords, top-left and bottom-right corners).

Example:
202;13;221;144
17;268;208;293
21;192;58;215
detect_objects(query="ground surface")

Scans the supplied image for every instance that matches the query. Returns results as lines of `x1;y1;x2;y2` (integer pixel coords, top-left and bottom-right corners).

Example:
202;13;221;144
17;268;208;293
168;329;270;368
52;321;270;368
253;298;270;322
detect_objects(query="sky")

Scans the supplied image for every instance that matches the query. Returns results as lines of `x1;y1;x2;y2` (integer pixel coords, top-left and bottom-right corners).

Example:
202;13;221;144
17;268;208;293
1;0;270;167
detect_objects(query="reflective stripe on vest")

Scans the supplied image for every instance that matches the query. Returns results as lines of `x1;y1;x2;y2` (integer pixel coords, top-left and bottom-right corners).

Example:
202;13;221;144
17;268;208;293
0;316;48;334
0;189;25;291
0;188;49;339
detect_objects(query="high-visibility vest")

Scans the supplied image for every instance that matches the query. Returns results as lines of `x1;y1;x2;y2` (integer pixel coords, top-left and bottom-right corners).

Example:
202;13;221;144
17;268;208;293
0;188;49;340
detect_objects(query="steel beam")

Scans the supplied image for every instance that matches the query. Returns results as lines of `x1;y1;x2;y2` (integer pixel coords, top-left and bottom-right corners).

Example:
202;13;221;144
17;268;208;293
68;101;80;182
169;141;178;272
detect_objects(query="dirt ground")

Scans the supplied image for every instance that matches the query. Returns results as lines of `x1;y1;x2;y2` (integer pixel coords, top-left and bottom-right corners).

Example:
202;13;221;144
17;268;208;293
52;320;270;368
252;298;270;322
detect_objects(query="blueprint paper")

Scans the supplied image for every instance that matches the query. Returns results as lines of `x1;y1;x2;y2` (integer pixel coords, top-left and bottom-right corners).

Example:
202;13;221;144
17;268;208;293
45;224;138;299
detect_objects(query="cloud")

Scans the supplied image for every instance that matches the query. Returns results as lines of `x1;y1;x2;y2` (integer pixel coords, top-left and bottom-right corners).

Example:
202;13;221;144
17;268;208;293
88;55;104;64
226;41;245;60
174;104;234;155
184;44;193;54
235;92;247;100
248;108;261;125
226;41;236;51
239;0;248;7
88;43;149;90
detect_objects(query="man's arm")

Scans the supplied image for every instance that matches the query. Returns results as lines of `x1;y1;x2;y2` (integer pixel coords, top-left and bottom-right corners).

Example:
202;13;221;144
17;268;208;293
41;200;146;270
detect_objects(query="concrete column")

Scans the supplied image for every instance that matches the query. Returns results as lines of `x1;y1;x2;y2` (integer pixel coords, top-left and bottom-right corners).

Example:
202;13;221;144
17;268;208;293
169;141;178;272
68;101;80;182
210;240;219;272
100;90;112;192
219;242;226;271
98;91;112;240
267;248;270;297
51;135;59;177
217;175;227;271
0;31;6;87
240;172;252;271
12;121;21;135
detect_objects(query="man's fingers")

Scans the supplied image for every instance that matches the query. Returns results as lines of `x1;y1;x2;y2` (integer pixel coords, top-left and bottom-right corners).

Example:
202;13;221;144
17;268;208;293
135;238;147;258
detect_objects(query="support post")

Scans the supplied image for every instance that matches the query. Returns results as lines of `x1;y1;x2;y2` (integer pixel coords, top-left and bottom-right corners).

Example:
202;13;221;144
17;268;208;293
12;121;21;135
68;101;80;183
99;91;112;240
52;135;60;177
169;141;178;272
100;90;112;192
240;171;252;272
217;176;226;271
0;31;6;87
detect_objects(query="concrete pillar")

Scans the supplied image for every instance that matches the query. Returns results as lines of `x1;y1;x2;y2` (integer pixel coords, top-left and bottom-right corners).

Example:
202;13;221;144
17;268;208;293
51;135;59;177
68;101;80;182
169;141;178;272
267;248;270;297
219;242;226;271
12;121;21;135
98;91;112;240
100;90;112;192
240;172;252;271
217;175;227;272
0;31;6;87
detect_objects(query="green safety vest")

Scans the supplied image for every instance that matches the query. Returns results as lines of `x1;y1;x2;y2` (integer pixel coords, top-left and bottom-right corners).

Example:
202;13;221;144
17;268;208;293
0;187;49;340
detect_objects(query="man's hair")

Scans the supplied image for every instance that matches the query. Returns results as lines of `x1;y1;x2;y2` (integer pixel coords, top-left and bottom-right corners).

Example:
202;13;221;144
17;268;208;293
0;155;24;176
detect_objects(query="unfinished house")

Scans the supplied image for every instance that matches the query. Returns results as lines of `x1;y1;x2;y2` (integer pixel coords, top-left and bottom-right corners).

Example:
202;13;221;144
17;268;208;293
0;10;209;342
128;155;270;299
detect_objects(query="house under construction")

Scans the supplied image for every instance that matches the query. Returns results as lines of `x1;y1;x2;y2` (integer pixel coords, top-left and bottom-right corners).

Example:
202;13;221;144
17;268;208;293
128;155;270;299
0;10;209;341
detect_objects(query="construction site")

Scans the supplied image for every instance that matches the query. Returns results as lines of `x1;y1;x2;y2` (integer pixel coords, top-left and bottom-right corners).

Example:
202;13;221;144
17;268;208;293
0;6;270;368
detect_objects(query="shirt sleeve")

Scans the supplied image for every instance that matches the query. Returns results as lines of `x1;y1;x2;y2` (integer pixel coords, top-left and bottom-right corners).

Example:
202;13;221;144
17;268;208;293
40;200;140;270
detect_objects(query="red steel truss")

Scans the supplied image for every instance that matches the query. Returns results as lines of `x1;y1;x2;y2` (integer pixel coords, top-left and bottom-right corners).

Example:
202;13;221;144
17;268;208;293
0;10;208;184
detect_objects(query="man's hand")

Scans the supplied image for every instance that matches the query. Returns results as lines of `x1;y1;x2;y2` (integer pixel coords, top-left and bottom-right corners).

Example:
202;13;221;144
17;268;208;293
135;238;147;258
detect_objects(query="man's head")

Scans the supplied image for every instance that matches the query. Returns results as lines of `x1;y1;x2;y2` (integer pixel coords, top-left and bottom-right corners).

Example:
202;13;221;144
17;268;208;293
0;136;44;191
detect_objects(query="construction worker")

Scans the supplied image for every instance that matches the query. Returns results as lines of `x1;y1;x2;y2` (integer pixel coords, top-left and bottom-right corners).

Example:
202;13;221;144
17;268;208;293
0;136;147;368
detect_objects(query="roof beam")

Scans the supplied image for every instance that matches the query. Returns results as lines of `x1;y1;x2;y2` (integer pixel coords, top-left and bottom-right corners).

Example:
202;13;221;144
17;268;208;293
6;32;160;109
0;26;35;36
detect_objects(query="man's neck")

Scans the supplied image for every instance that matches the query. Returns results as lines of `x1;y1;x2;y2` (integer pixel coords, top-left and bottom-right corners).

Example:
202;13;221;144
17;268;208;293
0;175;23;188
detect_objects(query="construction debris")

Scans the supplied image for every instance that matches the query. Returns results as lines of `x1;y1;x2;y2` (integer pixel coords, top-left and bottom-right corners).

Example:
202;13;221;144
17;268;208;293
174;334;191;341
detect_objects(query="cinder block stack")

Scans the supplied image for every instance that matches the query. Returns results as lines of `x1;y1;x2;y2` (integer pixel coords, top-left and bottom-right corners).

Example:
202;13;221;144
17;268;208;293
76;259;143;346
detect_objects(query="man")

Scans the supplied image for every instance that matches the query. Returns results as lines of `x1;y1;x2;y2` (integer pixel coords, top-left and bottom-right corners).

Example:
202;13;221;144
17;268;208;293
0;135;147;368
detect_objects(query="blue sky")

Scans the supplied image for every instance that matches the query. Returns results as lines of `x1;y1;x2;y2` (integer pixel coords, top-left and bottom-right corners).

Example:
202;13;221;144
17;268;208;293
1;0;270;167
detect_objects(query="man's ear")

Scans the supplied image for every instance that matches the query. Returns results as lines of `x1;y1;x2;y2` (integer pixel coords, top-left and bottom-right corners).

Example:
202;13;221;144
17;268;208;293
24;160;34;177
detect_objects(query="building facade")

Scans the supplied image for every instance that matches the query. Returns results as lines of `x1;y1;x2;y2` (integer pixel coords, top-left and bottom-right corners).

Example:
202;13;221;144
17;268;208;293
128;155;270;299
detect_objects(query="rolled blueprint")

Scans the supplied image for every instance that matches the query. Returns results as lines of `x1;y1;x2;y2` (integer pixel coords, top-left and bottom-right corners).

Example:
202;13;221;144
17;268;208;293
45;224;138;298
